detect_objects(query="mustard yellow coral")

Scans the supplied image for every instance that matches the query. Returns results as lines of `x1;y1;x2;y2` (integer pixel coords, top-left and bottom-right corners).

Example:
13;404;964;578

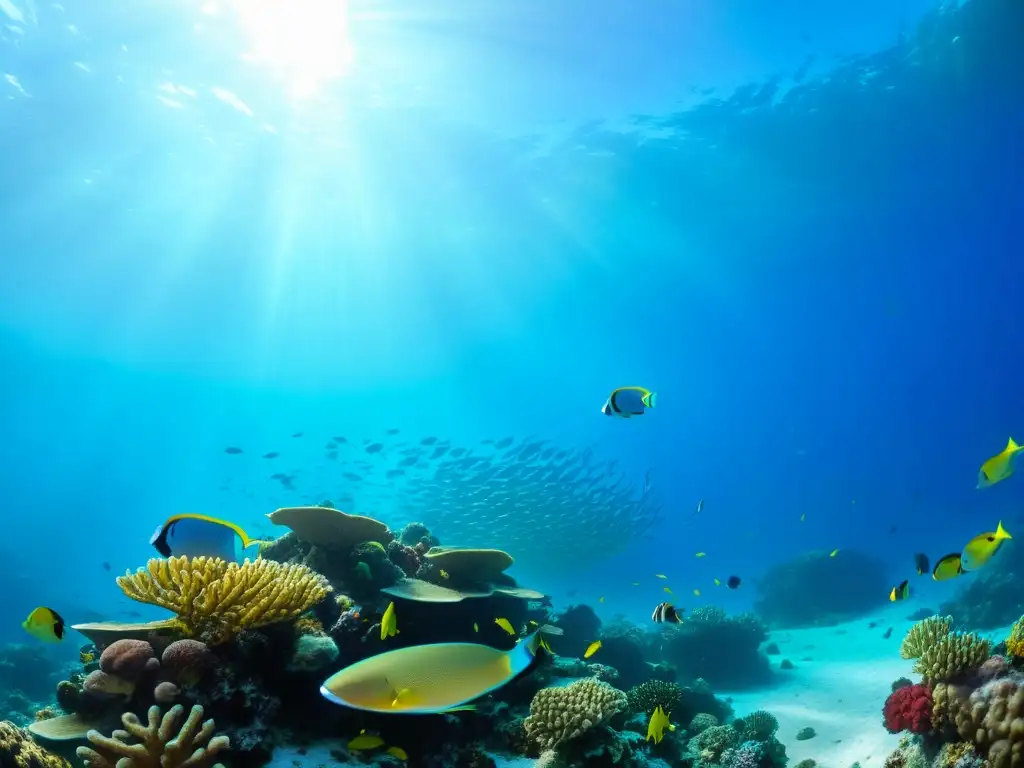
0;721;70;768
117;557;331;643
523;677;627;750
913;630;990;682
901;616;953;659
1007;615;1024;658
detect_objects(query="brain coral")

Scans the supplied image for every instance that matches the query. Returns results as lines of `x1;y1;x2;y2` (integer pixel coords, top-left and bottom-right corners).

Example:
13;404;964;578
883;684;933;734
915;632;991;682
522;677;627;750
953;677;1024;768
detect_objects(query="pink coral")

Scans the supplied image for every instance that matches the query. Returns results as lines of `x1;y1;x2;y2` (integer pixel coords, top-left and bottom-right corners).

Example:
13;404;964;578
99;640;159;681
161;639;216;686
883;683;932;734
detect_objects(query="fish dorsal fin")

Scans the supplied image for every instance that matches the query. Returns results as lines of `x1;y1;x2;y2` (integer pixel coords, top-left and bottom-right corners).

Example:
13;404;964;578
1008;437;1021;452
997;520;1012;540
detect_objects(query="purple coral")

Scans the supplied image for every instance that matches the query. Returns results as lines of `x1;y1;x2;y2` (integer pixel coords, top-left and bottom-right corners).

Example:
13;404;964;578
99;640;159;681
161;639;216;686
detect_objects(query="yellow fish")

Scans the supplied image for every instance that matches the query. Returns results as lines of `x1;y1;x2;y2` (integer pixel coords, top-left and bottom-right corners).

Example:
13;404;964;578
599;596;605;603
439;570;450;580
381;601;398;640
961;521;1012;571
695;552;706;558
646;705;676;744
713;578;721;587
692;589;700;597
365;541;386;554
386;746;408;761
584;640;601;659
528;620;539;627
830;549;840;557
601;386;657;418
656;574;667;579
631;582;641;586
22;607;65;643
348;733;385;750
321;627;555;714
495;618;515;635
932;553;963;581
978;438;1024;488
473;623;479;632
663;587;673;595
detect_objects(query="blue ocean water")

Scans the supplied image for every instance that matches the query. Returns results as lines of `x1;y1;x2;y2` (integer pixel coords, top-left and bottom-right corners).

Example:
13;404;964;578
1;0;1021;664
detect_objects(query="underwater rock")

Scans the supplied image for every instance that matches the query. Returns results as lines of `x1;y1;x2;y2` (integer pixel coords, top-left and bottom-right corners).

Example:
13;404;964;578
662;608;771;689
795;726;817;740
780;659;795;670
286;635;339;672
764;641;781;655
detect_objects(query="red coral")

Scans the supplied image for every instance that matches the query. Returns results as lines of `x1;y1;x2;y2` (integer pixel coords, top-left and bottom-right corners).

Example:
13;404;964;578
883;683;932;734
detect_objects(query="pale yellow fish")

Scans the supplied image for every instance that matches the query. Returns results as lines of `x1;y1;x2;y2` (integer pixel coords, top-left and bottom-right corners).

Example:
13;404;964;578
663;586;673;595
494;617;515;635
693;589;700;597
713;578;721;586
695;552;706;558
348;733;385;750
978;438;1024;488
584;640;601;659
440;569;450;580
473;623;479;632
386;746;409;761
365;541;386;553
800;513;805;521
656;574;667;579
631;582;641;586
830;549;839;557
381;601;398;640
599;596;605;603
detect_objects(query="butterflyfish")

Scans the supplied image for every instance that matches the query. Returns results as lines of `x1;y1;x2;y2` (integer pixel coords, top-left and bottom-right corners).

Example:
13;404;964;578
320;626;556;714
22;607;65;643
150;513;264;562
601;386;657;418
494;618;515;636
584;640;602;659
646;705;676;744
889;580;910;602
651;602;682;624
931;553;964;581
726;575;742;589
913;553;930;576
977;438;1024;488
381;602;398;640
961;521;1012;571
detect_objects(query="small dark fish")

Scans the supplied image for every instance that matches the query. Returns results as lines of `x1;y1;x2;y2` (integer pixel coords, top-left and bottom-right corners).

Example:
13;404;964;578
727;575;742;589
913;553;930;576
883;627;893;639
695;498;704;516
262;452;279;459
333;436;347;444
291;432;303;438
868;621;878;629
224;447;243;454
101;562;111;572
386;428;400;435
366;443;384;454
386;469;406;479
326;451;338;460
652;602;683;623
421;436;438;446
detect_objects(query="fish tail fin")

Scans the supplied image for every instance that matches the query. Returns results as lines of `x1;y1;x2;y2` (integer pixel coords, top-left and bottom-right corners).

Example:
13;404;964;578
998;520;1012;540
643;391;657;408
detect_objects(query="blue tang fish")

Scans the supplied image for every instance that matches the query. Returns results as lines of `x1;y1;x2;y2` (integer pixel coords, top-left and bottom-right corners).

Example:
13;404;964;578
150;513;265;562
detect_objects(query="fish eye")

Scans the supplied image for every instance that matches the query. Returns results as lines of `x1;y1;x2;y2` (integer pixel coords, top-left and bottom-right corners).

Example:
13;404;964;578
987;536;995;542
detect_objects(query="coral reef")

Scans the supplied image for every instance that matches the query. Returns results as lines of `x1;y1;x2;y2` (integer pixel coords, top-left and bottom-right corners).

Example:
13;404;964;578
883;684;932;734
900;617;990;682
523;678;627;750
0;721;70;768
754;549;888;628
662;607;771;688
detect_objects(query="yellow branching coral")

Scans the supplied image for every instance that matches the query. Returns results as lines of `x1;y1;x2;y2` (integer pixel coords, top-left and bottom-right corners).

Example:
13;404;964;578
0;721;70;768
523;678;627;750
77;704;228;768
1006;615;1024;658
901;615;953;659
117;557;331;643
913;631;990;682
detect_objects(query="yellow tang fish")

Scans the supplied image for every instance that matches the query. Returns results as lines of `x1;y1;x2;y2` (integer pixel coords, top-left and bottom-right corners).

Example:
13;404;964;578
830;549;840;557
584;640;601;659
961;521;1012;571
348;733;385;750
381;602;398;640
440;570;450;580
695;552;706;558
494;618;516;636
473;623;479;632
646;705;676;744
663;586;673;595
22;607;65;643
713;578;721;586
978;438;1024;488
387;746;409;761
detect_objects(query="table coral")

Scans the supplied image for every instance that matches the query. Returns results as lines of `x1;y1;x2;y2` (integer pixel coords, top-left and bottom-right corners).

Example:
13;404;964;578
883;683;933;734
523;678;627;750
116;556;331;644
0;721;70;768
77;704;228;768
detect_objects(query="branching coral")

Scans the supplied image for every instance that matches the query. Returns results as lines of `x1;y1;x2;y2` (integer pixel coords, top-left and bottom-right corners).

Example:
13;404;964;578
1007;615;1024;659
883;684;933;734
77;704;229;768
625;681;682;713
117;557;331;643
0;721;70;768
950;677;1024;768
742;710;779;741
900;617;989;681
694;724;740;762
901;616;953;659
522;678;627;750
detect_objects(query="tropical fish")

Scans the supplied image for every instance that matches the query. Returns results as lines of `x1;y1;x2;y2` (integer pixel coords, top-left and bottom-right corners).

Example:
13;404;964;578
601;386;657;418
224;446;243;454
931;553;963;581
692;589;701;597
977;438;1024;488
584;640;602;659
354;561;372;580
150;513;263;561
631;582;641;587
914;553;930;576
695;552;706;558
726;575;742;589
800;513;805;522
656;574;667;579
348;733;385;750
387;746;408;761
663;587;673;595
694;499;704;516
364;542;386;554
494;618;515;636
889;580;910;602
651;602;682;624
599;596;605;603
439;570;450;580
646;705;676;744
262;452;279;459
320;628;554;714
713;578;722;587
961;522;1012;571
830;549;840;557
381;602;398;640
473;623;479;632
22;607;65;643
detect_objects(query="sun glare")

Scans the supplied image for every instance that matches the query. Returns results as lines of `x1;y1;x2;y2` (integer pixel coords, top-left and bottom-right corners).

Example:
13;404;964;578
206;0;355;99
